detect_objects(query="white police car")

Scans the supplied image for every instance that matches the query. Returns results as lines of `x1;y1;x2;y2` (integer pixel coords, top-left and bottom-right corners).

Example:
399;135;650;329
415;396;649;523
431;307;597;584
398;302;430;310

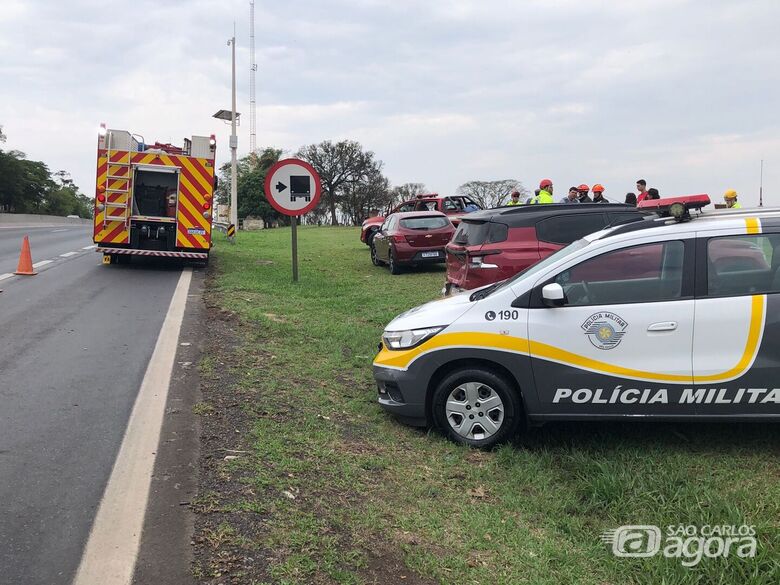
373;196;780;448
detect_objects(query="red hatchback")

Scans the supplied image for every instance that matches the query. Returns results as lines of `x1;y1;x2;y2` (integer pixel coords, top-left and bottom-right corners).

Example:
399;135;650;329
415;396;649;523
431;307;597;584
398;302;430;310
444;204;646;293
371;211;455;275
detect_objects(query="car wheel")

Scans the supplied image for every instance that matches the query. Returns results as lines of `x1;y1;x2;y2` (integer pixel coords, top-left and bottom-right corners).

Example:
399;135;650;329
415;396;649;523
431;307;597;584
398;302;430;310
431;368;522;449
389;248;402;275
370;242;384;266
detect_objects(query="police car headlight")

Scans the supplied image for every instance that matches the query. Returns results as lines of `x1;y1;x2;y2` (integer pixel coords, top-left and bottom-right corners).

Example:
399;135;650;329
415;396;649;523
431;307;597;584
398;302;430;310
382;326;444;350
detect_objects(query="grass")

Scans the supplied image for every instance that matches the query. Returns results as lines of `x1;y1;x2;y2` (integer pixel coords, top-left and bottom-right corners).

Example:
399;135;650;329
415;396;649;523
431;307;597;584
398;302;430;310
197;226;780;585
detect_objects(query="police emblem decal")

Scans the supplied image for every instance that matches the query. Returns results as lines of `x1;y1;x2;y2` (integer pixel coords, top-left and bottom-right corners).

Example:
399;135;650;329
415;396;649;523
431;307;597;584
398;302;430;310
581;312;628;350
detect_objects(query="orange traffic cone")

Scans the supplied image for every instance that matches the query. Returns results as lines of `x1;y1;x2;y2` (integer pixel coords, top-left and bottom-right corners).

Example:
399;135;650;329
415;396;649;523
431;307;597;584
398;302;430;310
14;235;37;276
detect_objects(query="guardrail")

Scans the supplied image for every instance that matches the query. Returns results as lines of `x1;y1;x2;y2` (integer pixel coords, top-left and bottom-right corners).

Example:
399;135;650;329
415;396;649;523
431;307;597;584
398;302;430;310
213;221;230;234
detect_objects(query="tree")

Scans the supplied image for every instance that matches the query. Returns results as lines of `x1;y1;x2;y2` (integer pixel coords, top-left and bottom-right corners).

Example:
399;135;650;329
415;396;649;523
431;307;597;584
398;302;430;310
456;180;528;208
341;165;392;225
0;125;6;143
216;148;285;225
296;140;376;225
388;182;427;213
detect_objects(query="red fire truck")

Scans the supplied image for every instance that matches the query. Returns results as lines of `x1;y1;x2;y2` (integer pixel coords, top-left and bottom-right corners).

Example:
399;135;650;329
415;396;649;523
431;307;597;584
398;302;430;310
93;124;216;264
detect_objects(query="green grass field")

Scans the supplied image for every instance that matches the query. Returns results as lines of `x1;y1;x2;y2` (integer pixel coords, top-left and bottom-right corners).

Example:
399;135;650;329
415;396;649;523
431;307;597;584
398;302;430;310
196;226;780;584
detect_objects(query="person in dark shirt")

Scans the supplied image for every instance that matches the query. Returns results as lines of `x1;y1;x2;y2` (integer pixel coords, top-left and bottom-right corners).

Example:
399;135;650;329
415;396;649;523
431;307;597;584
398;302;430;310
625;193;637;206
647;188;660;200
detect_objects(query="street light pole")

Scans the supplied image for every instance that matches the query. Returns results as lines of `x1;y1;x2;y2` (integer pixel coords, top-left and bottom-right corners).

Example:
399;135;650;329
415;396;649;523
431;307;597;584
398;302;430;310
229;33;238;236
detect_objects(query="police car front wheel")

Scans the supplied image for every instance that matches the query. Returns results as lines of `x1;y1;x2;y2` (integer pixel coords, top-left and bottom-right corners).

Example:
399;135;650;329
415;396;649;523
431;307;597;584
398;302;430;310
432;369;522;448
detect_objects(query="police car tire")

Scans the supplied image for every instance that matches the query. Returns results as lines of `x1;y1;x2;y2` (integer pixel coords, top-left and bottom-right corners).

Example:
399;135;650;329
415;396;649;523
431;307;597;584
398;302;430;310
432;368;521;448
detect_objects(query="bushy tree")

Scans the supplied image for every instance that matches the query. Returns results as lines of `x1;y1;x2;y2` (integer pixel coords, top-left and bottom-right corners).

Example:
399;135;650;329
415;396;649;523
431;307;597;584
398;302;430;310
216;147;286;224
341;165;392;225
296;140;378;225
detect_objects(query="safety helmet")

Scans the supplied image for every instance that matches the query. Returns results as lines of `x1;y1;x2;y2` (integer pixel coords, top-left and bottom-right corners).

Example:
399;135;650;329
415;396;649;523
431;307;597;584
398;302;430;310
578;184;589;192
724;189;738;200
592;184;604;192
540;179;552;189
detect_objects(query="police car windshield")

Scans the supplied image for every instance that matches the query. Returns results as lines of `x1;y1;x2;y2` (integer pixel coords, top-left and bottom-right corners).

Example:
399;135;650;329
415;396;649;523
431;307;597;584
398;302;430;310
485;238;590;297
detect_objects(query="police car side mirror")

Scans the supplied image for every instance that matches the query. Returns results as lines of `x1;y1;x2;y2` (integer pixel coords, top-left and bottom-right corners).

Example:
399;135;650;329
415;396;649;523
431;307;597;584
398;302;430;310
541;283;565;307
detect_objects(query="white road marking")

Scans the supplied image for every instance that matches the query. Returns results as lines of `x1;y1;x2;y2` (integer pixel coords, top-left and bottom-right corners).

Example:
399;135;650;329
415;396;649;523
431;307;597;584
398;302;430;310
82;245;97;250
31;260;53;268
60;251;79;257
72;268;193;585
51;228;69;232
0;273;13;282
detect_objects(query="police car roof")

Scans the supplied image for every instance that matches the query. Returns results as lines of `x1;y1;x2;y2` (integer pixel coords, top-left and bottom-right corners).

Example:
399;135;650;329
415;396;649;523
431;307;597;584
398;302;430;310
597;207;780;242
461;203;644;228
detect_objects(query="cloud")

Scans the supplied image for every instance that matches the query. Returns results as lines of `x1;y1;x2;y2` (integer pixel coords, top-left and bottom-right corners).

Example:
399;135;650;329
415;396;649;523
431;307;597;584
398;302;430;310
0;0;778;207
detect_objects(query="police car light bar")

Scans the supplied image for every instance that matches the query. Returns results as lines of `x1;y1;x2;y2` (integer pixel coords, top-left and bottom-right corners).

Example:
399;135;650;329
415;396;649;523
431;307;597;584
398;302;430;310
637;194;711;221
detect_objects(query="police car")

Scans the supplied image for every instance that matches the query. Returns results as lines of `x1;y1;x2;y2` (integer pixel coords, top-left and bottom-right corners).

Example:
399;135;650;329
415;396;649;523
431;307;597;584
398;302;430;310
373;196;780;448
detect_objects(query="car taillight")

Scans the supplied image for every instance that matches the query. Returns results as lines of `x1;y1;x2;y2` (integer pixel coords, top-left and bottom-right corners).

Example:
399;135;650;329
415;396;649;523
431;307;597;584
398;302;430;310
469;250;501;268
392;234;406;244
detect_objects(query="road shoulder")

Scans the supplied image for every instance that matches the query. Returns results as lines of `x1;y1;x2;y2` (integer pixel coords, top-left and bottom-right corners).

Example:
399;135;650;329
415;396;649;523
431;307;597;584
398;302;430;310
132;267;206;585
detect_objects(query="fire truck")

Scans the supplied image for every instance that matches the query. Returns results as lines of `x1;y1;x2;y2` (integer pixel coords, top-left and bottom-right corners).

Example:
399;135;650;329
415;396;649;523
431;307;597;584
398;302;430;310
93;123;216;264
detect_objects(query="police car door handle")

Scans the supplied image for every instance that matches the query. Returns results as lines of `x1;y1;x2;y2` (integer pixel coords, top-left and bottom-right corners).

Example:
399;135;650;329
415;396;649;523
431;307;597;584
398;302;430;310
647;321;677;332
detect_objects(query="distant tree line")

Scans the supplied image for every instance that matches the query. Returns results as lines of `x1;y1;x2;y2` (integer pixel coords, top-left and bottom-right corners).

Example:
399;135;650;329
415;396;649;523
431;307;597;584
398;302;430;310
219;138;528;227
0;126;93;218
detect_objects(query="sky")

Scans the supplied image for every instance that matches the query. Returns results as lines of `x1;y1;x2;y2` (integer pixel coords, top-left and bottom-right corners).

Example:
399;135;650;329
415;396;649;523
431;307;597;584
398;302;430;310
1;0;779;207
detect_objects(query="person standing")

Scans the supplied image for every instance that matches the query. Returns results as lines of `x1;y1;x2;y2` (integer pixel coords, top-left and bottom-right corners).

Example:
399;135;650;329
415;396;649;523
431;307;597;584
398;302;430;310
507;191;522;206
561;186;580;204
636;179;649;202
577;184;592;202
592;184;607;203
724;189;742;209
647;187;660;200
625;193;637;206
531;180;554;204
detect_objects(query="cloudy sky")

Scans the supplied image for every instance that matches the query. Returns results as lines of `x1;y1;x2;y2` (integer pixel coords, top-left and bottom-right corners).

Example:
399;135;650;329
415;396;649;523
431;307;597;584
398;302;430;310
1;0;778;206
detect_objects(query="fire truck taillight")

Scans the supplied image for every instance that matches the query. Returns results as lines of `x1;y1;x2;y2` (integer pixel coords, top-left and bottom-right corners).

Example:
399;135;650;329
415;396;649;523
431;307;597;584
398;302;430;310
97;193;106;203
209;134;216;149
98;123;107;137
203;201;211;210
203;210;211;219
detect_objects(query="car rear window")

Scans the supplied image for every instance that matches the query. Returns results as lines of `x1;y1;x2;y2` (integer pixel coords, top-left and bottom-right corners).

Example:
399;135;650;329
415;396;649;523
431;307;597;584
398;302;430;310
400;216;450;230
535;213;607;245
452;221;507;245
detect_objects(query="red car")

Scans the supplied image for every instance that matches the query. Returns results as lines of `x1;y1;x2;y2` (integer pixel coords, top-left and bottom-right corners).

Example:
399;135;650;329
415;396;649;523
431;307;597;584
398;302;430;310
361;194;481;246
444;204;646;294
371;211;455;275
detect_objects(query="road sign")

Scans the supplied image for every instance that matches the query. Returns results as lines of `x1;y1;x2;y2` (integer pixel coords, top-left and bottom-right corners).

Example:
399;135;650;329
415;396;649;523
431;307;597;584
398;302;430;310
227;223;236;237
264;159;321;217
263;159;322;282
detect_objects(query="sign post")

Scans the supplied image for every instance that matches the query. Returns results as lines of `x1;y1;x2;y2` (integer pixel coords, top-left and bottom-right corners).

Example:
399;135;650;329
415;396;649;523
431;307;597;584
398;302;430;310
263;158;321;282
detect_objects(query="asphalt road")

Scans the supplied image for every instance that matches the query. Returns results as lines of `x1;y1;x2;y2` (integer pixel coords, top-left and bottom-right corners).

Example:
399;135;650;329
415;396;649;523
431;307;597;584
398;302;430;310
0;227;186;585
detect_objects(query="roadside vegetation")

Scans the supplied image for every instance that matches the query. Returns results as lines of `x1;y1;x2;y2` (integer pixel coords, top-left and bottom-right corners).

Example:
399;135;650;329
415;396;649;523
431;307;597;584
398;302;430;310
194;227;780;585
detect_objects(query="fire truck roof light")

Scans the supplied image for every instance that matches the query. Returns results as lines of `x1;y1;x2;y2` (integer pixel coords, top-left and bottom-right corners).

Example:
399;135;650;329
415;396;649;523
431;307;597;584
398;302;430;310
98;123;107;137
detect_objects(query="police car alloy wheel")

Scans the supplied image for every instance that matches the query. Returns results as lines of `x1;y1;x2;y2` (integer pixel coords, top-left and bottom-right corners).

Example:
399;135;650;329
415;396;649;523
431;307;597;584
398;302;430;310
432;368;522;448
370;242;384;266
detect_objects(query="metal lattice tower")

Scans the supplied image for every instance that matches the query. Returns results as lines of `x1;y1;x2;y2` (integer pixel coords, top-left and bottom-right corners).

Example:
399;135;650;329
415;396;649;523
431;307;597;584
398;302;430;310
249;0;257;153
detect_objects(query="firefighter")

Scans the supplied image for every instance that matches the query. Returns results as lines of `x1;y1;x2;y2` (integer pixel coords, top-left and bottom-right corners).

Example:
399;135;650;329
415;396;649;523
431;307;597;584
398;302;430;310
592;184;607;203
724;189;742;209
507;191;522;206
531;180;554;204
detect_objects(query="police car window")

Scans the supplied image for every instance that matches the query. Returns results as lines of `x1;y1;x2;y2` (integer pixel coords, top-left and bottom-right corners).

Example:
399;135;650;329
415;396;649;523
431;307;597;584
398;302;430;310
556;241;684;306
536;213;607;245
707;234;780;297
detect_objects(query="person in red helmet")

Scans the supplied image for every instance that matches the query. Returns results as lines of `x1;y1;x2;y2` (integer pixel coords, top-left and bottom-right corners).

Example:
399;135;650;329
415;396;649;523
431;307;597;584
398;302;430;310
592;183;607;203
531;179;554;204
577;184;592;203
